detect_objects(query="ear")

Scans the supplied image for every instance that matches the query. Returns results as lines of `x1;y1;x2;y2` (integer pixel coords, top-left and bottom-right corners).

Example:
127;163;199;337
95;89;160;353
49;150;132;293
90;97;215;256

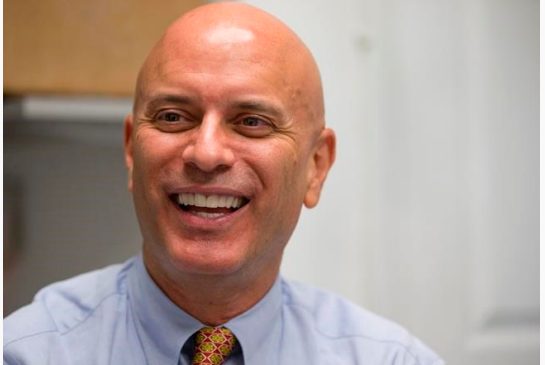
304;128;336;208
124;114;135;192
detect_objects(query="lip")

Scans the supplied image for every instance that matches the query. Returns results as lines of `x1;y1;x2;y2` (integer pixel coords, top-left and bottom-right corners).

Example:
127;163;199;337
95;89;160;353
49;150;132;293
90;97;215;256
167;186;251;230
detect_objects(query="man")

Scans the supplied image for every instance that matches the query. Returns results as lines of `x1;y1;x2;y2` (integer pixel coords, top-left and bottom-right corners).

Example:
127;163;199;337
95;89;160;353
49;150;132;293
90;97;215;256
4;3;443;364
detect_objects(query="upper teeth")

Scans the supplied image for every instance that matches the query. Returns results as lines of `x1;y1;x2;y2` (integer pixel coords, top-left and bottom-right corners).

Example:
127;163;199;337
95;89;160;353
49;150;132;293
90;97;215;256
177;193;243;209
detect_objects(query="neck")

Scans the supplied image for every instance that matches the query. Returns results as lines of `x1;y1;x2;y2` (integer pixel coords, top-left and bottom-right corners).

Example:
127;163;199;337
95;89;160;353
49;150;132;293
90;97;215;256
143;253;280;326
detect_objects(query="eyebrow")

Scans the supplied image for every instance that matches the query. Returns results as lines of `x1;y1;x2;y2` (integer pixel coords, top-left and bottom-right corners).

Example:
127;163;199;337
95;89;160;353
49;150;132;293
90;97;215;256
141;94;195;114
231;100;286;120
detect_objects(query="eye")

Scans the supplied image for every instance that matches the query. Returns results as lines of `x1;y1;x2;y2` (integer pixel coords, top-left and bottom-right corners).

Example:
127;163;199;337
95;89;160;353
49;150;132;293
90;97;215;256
234;115;274;137
153;109;196;132
156;110;183;122
241;116;265;127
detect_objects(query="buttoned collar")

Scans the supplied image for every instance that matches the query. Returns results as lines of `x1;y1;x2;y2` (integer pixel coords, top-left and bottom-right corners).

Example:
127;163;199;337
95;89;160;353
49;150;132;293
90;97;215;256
128;255;283;364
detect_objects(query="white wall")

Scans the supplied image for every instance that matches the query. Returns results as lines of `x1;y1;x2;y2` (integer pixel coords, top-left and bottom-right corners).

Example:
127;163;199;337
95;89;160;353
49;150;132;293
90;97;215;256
242;0;539;363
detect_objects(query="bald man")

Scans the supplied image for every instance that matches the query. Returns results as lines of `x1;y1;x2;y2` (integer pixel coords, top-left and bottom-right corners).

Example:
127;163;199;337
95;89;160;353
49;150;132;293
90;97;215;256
4;3;443;365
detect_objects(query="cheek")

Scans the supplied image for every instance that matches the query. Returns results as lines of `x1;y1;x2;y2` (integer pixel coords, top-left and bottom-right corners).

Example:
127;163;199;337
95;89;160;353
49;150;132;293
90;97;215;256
252;140;297;183
130;132;184;241
132;130;181;183
252;141;309;212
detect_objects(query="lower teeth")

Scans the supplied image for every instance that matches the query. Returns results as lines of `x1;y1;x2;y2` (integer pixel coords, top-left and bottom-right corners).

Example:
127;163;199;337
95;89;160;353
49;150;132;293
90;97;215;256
193;211;226;218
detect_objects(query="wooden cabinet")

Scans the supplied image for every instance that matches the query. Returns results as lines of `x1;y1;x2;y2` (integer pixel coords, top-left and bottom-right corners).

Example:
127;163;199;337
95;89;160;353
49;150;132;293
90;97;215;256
4;0;204;96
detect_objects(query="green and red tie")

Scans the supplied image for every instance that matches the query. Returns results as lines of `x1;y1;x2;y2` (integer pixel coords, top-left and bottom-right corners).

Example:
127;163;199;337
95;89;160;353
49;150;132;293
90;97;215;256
191;326;237;365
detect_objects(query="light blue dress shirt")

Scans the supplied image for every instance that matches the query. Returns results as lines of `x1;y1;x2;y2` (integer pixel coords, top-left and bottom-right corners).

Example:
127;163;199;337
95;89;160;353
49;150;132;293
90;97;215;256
4;256;443;364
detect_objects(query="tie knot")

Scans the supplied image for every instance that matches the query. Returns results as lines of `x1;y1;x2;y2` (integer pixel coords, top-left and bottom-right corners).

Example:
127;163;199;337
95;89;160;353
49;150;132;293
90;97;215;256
192;326;237;365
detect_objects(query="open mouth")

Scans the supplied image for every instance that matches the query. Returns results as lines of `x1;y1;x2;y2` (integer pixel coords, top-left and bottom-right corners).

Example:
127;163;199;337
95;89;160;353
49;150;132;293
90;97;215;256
172;193;249;219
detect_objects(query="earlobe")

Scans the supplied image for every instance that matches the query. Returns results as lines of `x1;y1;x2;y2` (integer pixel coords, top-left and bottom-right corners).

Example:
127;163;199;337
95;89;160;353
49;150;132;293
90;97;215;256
303;128;336;208
124;114;135;192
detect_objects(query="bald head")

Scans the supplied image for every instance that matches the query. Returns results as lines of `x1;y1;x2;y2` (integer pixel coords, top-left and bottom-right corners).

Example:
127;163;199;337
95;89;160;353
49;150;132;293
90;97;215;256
134;2;324;130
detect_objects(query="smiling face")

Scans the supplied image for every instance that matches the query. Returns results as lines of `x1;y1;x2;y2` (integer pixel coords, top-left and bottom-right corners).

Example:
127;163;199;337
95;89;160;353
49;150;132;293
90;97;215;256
125;4;335;282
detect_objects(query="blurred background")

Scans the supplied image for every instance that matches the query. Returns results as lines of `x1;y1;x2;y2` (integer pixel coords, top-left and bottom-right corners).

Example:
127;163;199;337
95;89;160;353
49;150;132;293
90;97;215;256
3;0;538;364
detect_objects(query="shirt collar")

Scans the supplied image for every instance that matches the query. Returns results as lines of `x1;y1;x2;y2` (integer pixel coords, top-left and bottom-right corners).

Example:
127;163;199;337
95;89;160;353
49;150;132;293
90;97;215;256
128;255;283;365
128;255;202;364
225;275;283;364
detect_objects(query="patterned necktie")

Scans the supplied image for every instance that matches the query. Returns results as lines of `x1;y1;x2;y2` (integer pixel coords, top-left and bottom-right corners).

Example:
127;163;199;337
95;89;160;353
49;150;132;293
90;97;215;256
191;326;237;365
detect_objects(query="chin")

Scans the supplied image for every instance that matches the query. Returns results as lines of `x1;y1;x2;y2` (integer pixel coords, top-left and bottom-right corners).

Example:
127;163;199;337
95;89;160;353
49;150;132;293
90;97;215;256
165;240;250;277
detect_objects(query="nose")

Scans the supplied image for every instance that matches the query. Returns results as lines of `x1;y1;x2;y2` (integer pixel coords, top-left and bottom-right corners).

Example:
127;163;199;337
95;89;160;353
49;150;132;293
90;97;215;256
181;114;235;173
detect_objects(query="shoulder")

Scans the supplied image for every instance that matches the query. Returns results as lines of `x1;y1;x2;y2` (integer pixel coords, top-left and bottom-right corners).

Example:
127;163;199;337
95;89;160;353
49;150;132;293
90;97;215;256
4;259;134;350
281;279;444;365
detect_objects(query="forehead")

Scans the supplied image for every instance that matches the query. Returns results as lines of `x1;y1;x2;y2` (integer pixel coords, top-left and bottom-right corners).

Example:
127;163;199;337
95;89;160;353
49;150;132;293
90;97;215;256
140;26;296;106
